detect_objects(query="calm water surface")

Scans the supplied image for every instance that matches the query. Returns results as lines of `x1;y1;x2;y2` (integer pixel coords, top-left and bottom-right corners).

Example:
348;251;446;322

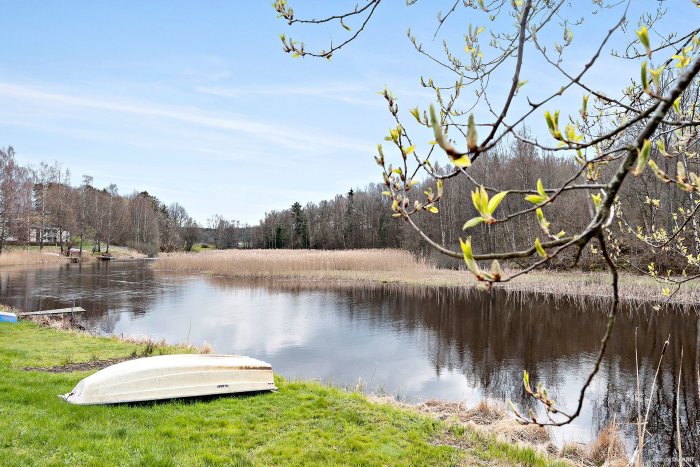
1;260;698;458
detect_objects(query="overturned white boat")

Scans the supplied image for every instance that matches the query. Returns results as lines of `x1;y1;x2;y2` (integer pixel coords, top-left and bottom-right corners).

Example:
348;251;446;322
61;354;276;405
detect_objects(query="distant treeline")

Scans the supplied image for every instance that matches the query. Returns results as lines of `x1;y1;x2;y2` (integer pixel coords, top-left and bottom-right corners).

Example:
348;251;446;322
3;135;696;272
251;136;699;272
0;146;198;255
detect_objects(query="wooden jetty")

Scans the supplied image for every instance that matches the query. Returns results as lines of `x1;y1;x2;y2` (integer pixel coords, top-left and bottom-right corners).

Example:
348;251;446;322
18;307;86;317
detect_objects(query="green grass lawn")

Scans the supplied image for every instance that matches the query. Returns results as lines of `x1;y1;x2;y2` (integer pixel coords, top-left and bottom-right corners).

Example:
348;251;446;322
0;322;561;466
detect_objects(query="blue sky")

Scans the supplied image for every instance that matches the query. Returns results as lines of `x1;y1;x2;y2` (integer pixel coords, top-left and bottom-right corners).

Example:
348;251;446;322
1;1;696;224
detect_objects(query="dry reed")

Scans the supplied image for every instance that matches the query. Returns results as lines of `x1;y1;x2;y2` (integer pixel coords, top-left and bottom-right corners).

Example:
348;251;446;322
0;250;67;267
588;417;627;465
158;249;437;280
157;249;700;305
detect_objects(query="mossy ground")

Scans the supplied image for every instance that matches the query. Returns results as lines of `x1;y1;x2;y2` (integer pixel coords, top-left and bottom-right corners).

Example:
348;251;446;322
0;322;563;466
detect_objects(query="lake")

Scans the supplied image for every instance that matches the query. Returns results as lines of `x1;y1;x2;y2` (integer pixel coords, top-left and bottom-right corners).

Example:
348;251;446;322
1;260;697;458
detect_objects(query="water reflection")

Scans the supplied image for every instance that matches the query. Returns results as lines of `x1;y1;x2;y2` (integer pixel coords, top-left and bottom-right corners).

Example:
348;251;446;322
0;262;697;458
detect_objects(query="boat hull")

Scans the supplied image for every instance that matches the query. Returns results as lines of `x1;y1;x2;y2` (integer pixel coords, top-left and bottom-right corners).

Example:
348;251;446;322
0;311;17;323
61;354;277;405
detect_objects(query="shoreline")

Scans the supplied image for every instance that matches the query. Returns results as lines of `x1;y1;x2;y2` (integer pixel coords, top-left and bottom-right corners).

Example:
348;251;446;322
2;317;626;465
5;247;696;306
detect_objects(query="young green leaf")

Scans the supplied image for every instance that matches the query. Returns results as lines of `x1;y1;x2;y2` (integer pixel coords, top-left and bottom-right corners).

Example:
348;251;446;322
632;139;651;176
656;139;668;157
534;238;547;258
409;107;421;123
535;208;550;233
544;110;561;139
523;370;531;393
429;104;471;167
463;217;485;229
525;179;549;205
487;191;508;214
636;26;651;57
459;237;480;277
536;179;546;198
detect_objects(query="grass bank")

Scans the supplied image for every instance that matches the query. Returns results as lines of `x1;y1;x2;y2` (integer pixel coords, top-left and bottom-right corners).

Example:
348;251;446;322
0;321;563;466
157;249;700;305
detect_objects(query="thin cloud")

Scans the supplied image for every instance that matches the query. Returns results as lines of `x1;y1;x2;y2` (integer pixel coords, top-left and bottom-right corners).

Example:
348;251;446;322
194;84;382;106
0;81;373;153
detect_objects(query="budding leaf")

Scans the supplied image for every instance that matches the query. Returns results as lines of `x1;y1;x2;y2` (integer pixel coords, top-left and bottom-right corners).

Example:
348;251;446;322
490;260;502;281
632;139;651;176
466;114;478;151
544;110;561;139
536;208;550;233
463;217;485;229
409;107;421;123
487;191;508;214
535;238;548;258
525;179;549;205
636;26;652;57
429;104;471;167
459;237;480;277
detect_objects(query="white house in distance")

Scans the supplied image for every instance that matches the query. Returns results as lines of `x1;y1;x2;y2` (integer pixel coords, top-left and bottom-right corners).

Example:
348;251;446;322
28;226;70;244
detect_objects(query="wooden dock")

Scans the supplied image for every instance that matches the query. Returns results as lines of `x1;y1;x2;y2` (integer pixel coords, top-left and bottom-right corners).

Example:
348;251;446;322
18;307;86;317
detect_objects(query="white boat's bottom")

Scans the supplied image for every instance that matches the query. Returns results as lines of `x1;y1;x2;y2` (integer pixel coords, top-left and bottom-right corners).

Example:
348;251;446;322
61;354;277;405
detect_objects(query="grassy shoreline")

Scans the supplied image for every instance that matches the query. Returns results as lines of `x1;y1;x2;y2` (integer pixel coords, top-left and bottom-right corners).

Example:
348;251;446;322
157;249;700;306
0;320;566;466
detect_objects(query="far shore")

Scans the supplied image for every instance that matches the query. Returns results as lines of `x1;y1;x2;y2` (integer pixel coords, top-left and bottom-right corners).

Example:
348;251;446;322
3;247;698;306
157;249;700;307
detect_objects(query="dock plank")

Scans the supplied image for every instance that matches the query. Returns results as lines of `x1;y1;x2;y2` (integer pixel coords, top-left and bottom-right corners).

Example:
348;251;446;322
19;307;86;316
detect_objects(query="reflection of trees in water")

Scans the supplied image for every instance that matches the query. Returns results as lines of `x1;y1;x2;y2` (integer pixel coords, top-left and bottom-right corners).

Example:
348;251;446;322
206;277;698;458
0;262;186;333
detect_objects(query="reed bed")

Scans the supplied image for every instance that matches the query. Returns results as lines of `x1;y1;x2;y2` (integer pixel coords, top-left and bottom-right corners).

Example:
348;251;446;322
156;249;700;306
158;249;438;279
0;250;67;267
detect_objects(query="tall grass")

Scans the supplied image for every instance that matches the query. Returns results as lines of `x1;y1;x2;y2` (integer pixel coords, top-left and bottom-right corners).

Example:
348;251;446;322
0;250;67;267
156;249;700;305
158;249;435;279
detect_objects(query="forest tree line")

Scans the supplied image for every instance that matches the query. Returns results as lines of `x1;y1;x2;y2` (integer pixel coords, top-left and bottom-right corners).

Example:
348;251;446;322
3;130;698;274
0;146;199;255
253;133;699;273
